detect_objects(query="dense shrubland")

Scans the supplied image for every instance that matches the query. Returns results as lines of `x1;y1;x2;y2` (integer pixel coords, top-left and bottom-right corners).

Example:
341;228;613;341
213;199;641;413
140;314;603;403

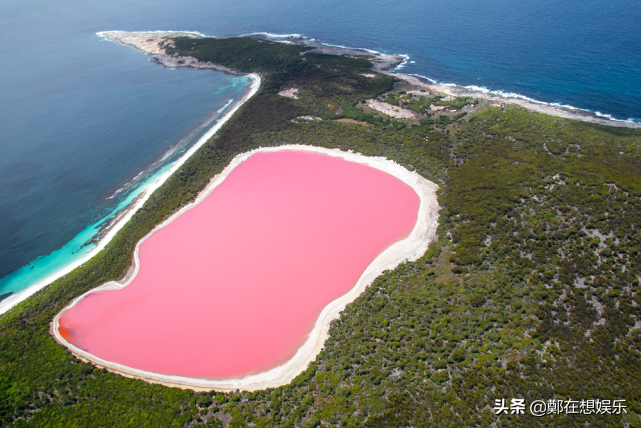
1;36;640;427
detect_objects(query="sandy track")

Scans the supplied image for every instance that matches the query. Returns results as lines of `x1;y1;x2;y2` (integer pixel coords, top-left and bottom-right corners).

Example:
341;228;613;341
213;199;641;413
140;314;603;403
52;145;440;391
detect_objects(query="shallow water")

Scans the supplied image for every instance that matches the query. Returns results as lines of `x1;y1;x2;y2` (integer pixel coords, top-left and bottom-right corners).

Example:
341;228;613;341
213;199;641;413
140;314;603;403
1;0;640;299
59;151;419;379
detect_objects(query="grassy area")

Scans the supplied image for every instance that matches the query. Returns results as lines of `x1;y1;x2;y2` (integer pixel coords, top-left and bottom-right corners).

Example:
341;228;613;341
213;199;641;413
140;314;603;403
1;36;640;427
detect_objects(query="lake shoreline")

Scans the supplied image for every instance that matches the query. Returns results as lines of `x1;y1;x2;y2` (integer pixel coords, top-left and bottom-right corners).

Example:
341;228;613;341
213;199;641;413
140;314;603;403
52;145;440;391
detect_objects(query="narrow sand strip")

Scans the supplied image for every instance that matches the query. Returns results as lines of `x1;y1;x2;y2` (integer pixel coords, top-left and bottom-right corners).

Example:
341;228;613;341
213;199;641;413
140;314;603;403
0;73;261;316
52;145;440;391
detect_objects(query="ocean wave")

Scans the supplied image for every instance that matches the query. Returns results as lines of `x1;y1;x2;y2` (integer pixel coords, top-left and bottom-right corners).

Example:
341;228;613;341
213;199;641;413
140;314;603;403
217;99;234;113
409;74;437;84
96;30;208;38
407;75;641;124
243;31;386;55
593;111;640;124
460;86;640;123
391;54;410;71
316;41;381;55
106;186;125;200
242;32;309;39
152;147;177;166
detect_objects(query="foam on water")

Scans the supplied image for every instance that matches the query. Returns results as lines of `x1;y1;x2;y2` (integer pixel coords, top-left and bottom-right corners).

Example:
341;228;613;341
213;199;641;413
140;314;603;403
407;74;641;124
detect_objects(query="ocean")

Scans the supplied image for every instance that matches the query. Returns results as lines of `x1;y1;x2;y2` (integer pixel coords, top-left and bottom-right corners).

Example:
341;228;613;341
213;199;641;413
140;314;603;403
1;0;640;302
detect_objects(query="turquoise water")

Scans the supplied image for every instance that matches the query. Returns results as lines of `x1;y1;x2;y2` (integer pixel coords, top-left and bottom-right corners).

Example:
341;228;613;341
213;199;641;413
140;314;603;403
0;162;173;295
1;0;640;299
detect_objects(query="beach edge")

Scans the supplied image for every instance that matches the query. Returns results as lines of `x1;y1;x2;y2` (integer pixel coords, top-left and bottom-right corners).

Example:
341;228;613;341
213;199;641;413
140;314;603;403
0;70;261;317
51;145;440;392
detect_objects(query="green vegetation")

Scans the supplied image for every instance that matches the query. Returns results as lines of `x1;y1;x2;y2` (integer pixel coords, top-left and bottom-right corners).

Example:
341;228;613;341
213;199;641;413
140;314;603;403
1;36;640;427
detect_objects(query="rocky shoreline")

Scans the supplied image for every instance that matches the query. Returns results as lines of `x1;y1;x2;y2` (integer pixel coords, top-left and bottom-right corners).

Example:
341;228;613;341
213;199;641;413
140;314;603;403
390;73;641;129
98;31;242;75
98;31;640;129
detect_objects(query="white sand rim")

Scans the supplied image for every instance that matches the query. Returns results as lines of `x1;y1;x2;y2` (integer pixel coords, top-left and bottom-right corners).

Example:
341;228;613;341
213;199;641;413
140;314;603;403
0;73;261;316
52;145;440;391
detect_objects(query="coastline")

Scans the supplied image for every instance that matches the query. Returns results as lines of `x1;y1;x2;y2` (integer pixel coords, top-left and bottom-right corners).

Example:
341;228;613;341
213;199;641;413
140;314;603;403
0;71;261;316
52;145;440;391
99;31;641;129
7;29;634;386
98;31;242;75
388;73;641;130
238;32;641;128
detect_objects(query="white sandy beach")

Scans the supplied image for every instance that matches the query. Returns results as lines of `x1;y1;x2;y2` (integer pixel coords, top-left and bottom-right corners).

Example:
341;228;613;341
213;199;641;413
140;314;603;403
52;145;440;391
99;31;641;129
0;70;261;317
11;28;635;391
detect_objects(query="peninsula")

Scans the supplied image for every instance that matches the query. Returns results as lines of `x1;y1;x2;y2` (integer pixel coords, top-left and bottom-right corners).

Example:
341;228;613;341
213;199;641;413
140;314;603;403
101;31;641;129
0;31;639;427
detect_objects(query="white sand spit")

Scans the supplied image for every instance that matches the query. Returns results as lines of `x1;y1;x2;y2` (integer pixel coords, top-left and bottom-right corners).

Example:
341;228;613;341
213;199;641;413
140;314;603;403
52;145;439;392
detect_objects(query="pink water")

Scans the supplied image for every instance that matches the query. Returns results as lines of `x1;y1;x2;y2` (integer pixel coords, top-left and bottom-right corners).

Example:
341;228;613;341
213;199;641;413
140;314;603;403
59;150;419;379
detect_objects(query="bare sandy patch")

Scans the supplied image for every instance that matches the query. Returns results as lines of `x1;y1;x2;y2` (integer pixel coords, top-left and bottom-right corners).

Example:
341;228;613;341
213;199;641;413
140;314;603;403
278;88;299;99
292;116;322;123
335;118;370;126
364;99;415;119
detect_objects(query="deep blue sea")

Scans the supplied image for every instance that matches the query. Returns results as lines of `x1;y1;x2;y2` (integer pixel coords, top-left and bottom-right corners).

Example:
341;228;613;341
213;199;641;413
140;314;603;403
1;0;640;300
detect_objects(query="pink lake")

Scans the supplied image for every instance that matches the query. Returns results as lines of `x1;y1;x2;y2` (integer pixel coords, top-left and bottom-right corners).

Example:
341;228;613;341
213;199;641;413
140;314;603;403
59;150;419;379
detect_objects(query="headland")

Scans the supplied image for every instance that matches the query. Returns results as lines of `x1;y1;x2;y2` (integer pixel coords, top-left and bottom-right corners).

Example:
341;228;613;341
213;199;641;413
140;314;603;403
99;31;640;129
